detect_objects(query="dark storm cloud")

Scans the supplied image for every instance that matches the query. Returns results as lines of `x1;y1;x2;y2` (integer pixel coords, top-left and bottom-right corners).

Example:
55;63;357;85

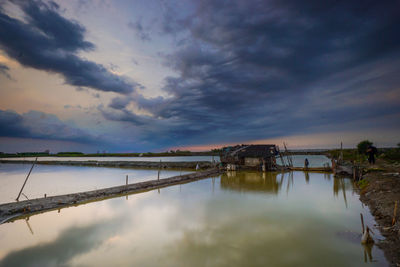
0;0;139;94
0;109;98;143
128;19;151;41
0;63;12;79
116;0;399;146
108;96;131;110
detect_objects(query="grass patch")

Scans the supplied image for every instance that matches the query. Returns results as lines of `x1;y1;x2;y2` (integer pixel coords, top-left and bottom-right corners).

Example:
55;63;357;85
357;179;369;190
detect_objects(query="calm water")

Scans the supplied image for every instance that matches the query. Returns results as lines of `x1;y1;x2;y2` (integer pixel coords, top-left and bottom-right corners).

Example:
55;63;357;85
1;155;332;168
0;169;388;266
0;164;191;204
277;154;331;167
0;156;220;162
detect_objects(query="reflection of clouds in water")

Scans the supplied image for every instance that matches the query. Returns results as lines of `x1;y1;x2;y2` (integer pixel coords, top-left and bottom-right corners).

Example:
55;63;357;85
0;219;119;267
160;201;360;267
0;176;388;266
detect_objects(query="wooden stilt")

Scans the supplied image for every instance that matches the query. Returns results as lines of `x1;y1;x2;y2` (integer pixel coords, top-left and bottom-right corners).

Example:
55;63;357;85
16;158;37;201
360;213;365;233
392;200;398;226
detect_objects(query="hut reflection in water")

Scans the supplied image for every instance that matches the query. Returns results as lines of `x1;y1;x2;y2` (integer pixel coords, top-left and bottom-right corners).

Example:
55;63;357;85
221;171;352;203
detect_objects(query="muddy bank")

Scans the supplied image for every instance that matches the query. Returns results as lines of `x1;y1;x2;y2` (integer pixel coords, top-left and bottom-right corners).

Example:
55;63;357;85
0;168;222;224
334;158;400;266
358;164;400;267
0;159;214;170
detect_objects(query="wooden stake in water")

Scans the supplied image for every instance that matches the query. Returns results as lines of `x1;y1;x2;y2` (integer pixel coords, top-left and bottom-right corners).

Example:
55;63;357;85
340;142;343;163
16;157;37;201
360;213;365;233
126;175;128;186
392;201;398;226
158;160;161;180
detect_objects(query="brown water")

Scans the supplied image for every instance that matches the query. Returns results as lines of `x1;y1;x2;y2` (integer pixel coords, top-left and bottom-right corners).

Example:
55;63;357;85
0;169;388;266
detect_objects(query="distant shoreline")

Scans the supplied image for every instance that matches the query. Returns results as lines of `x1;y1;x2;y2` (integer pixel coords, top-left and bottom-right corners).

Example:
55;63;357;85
0;152;218;158
1;147;397;159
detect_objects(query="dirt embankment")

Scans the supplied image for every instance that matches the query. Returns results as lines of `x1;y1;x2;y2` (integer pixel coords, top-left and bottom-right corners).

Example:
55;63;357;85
0;159;214;170
357;160;400;266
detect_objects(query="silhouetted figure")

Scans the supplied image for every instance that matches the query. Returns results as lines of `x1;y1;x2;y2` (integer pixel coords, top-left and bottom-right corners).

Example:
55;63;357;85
304;158;309;169
366;145;377;165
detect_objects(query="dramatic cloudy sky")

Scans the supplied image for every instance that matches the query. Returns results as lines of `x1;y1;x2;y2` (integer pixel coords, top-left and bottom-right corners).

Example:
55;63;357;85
0;0;399;152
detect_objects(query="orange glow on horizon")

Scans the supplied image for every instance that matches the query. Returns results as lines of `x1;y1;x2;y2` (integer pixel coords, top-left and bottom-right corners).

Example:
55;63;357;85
169;131;398;152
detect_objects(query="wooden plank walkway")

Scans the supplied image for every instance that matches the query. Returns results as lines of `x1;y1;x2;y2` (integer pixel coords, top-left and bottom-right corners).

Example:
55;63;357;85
288;167;333;172
0;169;221;224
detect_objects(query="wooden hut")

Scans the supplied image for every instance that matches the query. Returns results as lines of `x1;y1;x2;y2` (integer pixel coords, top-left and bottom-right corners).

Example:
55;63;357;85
220;144;279;171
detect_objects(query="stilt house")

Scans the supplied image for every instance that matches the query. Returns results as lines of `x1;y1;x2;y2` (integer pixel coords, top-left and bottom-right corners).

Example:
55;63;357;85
220;144;279;171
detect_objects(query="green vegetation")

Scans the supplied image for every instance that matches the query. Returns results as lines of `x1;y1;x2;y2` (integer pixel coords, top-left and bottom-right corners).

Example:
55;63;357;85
357;140;373;154
56;152;84;157
328;141;400;164
328;148;365;162
357;178;369;190
379;145;400;162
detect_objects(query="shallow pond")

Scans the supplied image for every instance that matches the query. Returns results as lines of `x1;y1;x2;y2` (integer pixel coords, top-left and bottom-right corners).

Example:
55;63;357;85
0;168;388;266
280;154;331;167
0;164;191;204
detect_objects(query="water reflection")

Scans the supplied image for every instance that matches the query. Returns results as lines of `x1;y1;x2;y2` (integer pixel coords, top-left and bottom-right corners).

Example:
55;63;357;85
0;219;119;267
221;171;350;202
333;176;354;209
0;171;388;266
221;171;283;194
363;243;376;263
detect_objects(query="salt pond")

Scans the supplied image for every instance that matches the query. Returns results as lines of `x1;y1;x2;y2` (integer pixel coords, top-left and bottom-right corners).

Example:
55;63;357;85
0;166;388;266
0;164;191;204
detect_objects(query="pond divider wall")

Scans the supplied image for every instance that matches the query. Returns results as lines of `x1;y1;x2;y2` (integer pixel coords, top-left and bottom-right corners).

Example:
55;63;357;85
0;168;222;224
0;159;214;170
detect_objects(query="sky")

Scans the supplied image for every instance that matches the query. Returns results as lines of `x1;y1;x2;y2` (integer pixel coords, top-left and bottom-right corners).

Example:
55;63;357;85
0;0;399;153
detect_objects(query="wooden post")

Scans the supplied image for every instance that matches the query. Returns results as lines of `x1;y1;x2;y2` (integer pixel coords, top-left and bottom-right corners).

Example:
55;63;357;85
332;159;336;174
16;157;37;201
360;213;365;233
158;160;161;180
340;142;343;163
126;175;128;186
392;201;398;226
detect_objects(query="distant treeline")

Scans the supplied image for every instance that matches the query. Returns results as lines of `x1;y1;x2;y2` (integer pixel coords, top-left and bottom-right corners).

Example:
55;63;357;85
328;146;400;162
0;151;50;157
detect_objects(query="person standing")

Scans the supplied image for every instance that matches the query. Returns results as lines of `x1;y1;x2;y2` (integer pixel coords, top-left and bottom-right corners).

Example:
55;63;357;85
366;145;377;165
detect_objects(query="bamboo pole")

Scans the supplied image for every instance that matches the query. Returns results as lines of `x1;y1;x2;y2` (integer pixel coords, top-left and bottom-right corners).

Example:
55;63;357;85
16;157;37;201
